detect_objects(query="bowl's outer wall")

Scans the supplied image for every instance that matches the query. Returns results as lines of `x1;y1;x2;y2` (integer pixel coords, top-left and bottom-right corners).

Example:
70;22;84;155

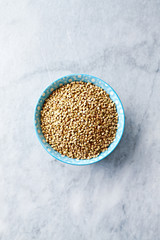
35;74;125;165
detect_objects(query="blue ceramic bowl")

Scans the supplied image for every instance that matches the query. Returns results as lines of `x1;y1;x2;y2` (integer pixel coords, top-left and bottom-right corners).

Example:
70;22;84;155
35;74;125;165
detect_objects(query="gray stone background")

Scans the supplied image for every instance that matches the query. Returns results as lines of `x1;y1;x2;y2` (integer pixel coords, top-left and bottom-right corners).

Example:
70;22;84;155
0;0;160;239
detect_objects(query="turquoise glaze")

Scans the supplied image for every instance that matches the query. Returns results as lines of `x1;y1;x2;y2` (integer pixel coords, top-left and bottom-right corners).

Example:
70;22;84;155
34;74;125;165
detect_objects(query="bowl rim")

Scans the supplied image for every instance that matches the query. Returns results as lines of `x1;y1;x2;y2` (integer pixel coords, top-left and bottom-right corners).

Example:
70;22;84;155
34;74;125;165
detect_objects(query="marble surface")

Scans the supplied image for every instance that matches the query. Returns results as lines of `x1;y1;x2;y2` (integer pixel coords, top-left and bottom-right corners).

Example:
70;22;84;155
0;0;160;239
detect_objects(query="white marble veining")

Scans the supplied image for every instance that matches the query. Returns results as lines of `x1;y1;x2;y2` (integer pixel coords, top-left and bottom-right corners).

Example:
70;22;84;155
0;0;160;239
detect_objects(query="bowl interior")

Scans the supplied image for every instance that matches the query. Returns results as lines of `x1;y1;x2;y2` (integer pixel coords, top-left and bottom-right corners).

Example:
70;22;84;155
35;74;125;165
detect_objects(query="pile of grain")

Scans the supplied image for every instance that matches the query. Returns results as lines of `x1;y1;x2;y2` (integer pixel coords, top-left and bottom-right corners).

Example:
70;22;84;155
41;81;118;159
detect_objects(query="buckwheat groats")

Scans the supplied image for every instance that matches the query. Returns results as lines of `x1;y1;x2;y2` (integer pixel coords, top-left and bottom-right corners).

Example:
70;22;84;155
41;81;118;159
